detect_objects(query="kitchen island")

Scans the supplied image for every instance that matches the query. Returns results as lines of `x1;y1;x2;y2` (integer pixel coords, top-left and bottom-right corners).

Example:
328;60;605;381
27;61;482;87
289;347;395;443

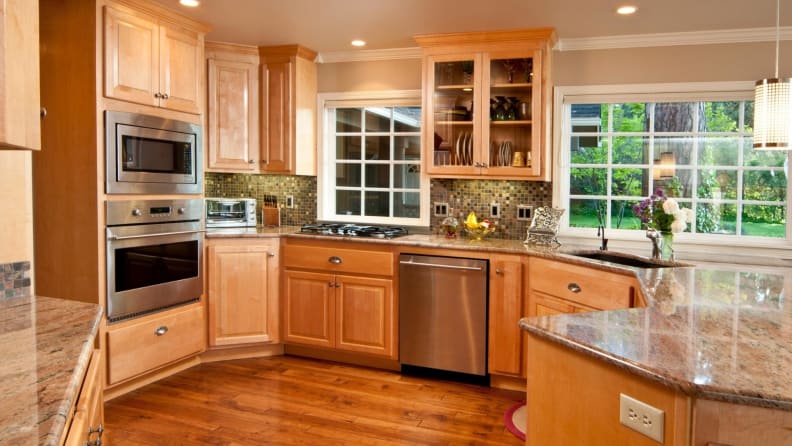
0;295;103;446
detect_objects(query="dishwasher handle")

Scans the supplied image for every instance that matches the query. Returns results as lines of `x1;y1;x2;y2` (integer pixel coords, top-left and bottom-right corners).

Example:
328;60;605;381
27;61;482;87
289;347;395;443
399;259;484;272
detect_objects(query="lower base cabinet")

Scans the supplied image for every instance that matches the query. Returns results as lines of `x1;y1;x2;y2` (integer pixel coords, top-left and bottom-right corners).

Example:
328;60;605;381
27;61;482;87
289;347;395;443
487;254;527;377
63;349;103;446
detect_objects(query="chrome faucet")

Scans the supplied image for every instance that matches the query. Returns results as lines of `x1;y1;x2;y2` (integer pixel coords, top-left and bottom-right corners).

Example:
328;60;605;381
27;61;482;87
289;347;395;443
597;226;608;251
646;228;661;259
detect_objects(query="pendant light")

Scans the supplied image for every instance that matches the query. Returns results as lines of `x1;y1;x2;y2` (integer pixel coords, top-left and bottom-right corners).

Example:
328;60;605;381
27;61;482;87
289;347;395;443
754;0;792;150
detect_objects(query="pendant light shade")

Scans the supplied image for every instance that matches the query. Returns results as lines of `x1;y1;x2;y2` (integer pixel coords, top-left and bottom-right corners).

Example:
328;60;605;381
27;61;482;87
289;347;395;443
752;0;792;151
753;78;792;150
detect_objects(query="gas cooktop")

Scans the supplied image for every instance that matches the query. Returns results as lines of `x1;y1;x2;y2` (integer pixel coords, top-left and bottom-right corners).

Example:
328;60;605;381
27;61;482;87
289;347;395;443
300;223;408;239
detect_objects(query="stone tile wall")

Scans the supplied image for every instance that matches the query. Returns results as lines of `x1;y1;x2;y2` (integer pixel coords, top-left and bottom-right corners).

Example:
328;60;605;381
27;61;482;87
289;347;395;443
1;261;31;298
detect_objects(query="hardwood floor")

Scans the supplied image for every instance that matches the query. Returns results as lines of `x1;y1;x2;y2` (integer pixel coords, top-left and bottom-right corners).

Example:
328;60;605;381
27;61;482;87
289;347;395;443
105;356;525;445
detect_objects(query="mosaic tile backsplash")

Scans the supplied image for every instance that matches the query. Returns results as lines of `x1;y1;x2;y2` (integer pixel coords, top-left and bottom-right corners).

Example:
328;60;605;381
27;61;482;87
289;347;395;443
1;261;31;298
205;173;552;240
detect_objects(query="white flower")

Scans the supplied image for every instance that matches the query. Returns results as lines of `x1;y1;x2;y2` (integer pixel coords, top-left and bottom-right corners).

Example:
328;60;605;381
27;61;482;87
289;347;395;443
670;218;687;233
683;207;694;222
662;198;680;215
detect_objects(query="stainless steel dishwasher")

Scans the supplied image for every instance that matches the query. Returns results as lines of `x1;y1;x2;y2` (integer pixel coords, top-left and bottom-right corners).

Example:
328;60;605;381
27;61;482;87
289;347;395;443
399;254;488;376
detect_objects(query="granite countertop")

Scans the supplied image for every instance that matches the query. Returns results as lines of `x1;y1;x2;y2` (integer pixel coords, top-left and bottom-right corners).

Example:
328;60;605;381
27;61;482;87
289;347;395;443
208;227;791;411
0;295;103;446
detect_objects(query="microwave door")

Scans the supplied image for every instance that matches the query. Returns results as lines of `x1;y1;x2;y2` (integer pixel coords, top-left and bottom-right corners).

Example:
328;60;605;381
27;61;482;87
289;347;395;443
116;124;196;185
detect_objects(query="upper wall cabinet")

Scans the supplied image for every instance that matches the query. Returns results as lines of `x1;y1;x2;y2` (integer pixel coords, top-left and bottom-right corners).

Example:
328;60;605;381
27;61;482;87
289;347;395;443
415;29;556;181
259;45;317;176
0;0;40;150
104;3;208;115
205;42;260;172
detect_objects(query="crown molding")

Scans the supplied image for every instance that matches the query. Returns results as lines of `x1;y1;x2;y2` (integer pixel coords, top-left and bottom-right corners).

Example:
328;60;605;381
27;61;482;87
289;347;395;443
557;26;792;51
317;47;422;64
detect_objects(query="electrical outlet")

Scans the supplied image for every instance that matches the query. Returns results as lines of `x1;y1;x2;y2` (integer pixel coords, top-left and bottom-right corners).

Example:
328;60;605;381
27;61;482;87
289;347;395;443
286;195;294;208
490;202;500;218
517;205;533;221
434;202;449;217
619;393;665;443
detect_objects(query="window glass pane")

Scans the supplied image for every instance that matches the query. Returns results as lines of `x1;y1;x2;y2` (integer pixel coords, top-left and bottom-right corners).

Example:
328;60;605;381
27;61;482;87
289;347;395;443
741;205;786;237
654;102;698;132
697;203;737;235
570;136;607;164
571;104;607;130
394;192;420;218
657;170;693;198
365;109;390;132
364;191;389;217
613;103;647;132
336;136;360;160
336;163;361;187
654;137;693;166
394;164;420;189
570;168;607;195
394;136;421;160
365;164;389;188
704;102;740;132
394;107;421;132
611;199;642;229
613;136;647;164
569;199;606;228
336;190;360;216
744;101;754;131
365;135;390;160
698;169;738;200
612;168;647;197
743;138;788;167
336;108;361;132
743;171;787;201
698;137;739;166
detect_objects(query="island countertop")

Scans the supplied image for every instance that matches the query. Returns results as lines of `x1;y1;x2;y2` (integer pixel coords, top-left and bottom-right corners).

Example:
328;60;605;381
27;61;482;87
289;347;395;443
0;295;103;446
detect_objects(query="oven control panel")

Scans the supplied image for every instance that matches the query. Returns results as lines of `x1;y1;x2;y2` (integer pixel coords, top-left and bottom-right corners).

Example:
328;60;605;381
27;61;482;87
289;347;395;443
107;199;203;226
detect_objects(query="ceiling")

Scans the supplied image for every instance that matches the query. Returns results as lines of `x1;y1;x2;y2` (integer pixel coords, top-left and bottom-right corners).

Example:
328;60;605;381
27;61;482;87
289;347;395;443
152;0;789;54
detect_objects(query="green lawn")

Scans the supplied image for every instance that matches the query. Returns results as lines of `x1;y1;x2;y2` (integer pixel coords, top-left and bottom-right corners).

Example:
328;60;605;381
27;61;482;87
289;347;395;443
570;214;786;238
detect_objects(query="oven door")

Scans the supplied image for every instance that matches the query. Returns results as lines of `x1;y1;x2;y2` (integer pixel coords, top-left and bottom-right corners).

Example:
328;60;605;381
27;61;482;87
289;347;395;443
106;221;203;322
206;199;252;227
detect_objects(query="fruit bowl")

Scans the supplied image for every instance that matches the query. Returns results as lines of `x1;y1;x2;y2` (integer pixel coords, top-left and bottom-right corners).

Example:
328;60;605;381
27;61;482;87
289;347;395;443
464;225;497;241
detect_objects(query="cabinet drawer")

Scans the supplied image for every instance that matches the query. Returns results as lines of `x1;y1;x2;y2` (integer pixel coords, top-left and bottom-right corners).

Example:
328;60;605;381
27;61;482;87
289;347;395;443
530;257;635;310
107;305;205;385
284;244;393;276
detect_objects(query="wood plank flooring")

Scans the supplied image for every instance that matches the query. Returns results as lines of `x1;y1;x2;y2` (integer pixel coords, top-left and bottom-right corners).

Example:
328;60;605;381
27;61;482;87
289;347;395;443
104;355;525;446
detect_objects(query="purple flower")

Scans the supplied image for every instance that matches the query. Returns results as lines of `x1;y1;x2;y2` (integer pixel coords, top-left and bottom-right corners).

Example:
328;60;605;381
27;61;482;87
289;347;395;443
655;188;665;197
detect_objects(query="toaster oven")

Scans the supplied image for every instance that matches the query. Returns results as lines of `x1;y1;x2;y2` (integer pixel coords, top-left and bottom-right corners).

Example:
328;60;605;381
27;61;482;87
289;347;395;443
205;198;257;228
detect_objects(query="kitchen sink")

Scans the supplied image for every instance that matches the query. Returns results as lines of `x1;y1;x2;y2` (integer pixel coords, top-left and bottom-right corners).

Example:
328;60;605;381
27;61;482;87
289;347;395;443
569;251;685;268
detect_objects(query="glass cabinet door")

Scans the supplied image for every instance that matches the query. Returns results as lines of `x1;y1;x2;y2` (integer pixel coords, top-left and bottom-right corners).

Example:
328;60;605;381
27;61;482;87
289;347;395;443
484;51;541;176
425;54;482;174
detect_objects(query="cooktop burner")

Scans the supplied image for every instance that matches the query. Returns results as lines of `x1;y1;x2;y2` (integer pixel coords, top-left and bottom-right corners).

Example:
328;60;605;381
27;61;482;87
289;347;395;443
300;223;408;239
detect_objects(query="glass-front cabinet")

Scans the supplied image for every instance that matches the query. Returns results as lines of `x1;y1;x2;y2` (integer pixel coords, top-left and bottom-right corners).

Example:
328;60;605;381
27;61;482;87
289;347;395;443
417;29;556;180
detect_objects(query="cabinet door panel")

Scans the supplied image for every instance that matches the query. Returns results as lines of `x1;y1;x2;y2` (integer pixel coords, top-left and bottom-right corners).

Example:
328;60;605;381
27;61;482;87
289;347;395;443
207;59;258;171
159;24;202;114
261;62;292;172
335;275;394;358
103;6;159;106
529;291;575;316
488;255;524;376
284;270;334;348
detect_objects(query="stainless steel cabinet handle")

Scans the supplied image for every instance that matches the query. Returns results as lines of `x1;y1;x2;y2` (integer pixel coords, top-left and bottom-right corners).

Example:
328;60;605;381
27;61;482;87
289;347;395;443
399;260;483;271
567;283;582;293
328;256;342;264
154;326;168;336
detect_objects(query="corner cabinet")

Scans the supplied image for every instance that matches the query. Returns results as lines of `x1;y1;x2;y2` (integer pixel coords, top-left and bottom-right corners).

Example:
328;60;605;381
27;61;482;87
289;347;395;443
206;238;280;347
258;45;318;175
103;2;208;114
415;29;556;180
487;254;528;378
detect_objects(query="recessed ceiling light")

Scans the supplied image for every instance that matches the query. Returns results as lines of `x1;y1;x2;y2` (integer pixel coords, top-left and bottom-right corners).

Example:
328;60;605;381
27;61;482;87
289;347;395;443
180;0;200;7
617;5;637;15
351;40;366;47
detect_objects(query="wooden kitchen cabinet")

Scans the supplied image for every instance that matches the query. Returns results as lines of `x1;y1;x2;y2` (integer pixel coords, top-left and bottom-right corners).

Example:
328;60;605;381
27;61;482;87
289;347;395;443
283;239;396;359
528;257;639;315
415;29;556;180
258;45;318;175
63;349;104;446
0;0;40;150
104;2;206;114
205;42;260;172
206;238;280;347
487;254;527;377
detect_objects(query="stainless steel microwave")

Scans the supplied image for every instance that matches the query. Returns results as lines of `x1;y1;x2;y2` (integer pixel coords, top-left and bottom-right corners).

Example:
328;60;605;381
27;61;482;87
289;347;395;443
105;111;202;194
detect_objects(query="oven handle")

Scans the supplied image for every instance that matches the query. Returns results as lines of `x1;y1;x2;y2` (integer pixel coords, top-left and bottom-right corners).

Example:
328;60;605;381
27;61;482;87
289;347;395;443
108;229;206;241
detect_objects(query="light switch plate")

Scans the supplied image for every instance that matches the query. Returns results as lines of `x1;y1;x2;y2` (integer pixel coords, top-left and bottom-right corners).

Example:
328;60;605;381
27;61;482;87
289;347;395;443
490;202;500;218
434;202;449;217
619;393;664;443
517;205;533;221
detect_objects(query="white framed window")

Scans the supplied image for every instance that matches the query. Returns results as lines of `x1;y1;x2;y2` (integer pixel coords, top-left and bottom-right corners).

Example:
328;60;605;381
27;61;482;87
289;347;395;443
553;83;791;257
317;90;429;226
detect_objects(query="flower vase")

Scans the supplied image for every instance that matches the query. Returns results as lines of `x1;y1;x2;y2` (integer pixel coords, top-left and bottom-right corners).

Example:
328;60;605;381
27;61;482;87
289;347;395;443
660;231;674;261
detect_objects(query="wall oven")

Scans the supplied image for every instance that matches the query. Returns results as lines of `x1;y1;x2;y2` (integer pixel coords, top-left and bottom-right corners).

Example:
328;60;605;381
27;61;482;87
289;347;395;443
105;111;202;194
106;199;203;322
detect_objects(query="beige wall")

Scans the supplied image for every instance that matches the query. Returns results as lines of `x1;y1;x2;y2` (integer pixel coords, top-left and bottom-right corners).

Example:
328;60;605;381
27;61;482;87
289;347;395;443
318;58;422;92
0;151;33;264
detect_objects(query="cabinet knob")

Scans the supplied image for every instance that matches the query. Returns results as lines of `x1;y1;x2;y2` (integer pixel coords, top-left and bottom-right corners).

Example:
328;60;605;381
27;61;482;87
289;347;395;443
495;268;503;275
154;326;168;336
328;256;342;264
248;159;255;164
154;92;162;98
161;93;169;99
567;283;582;293
268;252;275;257
40;107;47;119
